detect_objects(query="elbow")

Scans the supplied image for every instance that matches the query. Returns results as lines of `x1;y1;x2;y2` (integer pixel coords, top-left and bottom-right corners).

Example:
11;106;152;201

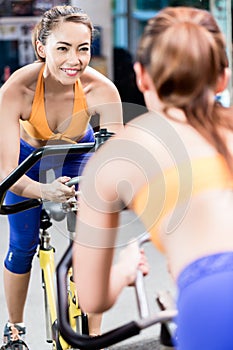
80;304;109;315
77;283;116;314
78;294;114;314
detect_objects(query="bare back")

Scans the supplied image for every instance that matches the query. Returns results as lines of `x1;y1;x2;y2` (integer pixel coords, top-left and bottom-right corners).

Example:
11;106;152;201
124;113;233;280
79;110;233;281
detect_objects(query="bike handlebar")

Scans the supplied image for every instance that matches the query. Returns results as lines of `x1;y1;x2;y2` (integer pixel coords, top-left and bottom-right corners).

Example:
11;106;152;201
0;129;177;348
56;233;177;349
0;142;95;215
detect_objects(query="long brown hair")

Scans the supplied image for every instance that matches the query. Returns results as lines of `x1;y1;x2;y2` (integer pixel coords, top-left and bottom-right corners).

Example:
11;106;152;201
31;5;95;61
136;7;233;171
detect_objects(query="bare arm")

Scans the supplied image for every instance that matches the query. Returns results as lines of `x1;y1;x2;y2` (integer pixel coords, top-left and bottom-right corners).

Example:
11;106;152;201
73;133;147;313
0;81;74;201
74;217;146;314
73;175;131;313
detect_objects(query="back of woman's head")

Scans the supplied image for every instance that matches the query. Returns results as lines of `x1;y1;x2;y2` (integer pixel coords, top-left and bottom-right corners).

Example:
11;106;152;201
136;6;228;110
137;7;233;172
32;5;94;62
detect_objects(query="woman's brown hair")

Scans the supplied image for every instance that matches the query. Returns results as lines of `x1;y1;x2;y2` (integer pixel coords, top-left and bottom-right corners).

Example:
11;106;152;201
31;5;95;61
136;7;233;171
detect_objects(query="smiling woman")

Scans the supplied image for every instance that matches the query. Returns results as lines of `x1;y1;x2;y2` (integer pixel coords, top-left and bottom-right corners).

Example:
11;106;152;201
0;5;123;350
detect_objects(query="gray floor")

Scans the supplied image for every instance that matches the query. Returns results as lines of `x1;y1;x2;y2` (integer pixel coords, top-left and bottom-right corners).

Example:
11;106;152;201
0;209;176;349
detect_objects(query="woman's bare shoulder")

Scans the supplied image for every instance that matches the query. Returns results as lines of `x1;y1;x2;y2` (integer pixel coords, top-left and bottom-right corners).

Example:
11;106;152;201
1;61;43;93
80;65;117;91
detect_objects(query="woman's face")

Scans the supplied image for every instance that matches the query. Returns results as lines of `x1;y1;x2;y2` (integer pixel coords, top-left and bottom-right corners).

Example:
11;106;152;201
38;21;91;84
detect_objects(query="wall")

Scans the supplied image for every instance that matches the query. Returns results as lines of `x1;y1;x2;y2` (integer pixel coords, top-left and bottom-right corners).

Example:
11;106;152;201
71;0;113;78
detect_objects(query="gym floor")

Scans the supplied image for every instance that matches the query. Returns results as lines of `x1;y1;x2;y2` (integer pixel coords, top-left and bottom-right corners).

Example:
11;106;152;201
0;209;176;350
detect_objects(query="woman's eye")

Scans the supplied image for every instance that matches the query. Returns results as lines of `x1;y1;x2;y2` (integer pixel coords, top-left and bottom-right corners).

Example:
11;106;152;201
57;47;67;51
79;47;89;52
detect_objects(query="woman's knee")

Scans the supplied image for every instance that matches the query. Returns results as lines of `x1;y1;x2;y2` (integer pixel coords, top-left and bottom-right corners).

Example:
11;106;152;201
4;247;37;274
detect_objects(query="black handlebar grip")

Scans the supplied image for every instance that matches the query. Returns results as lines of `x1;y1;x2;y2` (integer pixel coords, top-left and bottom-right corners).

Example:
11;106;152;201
0;143;95;215
94;128;115;150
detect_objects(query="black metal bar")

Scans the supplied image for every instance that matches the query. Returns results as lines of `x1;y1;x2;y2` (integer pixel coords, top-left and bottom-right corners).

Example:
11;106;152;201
56;239;177;349
56;244;141;349
0;142;95;215
0;132;177;348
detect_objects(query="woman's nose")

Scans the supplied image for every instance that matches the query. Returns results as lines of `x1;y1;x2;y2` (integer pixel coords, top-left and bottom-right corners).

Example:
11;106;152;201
68;50;81;65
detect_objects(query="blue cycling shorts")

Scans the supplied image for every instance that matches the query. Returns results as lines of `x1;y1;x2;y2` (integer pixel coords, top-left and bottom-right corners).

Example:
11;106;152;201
176;251;233;350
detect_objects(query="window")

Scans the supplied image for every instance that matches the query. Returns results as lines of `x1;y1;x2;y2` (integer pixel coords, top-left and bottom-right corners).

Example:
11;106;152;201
0;0;70;17
112;0;129;49
112;0;210;56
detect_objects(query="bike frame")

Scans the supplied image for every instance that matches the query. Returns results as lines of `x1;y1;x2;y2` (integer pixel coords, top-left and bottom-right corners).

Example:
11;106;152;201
0;142;95;350
39;207;84;350
0;142;95;214
56;235;177;349
0;134;177;349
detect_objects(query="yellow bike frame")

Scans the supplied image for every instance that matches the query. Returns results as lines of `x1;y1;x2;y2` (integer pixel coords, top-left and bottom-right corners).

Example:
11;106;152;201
39;217;84;350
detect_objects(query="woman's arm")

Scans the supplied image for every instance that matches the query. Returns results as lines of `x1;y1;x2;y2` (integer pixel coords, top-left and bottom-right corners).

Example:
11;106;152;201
0;80;75;201
72;134;148;313
73;191;147;314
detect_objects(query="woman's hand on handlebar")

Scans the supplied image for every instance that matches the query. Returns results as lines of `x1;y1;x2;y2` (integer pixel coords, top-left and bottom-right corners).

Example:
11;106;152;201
40;176;75;203
116;240;149;287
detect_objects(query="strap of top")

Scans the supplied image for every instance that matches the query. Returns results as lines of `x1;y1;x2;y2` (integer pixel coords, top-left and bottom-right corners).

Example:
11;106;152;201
132;155;233;252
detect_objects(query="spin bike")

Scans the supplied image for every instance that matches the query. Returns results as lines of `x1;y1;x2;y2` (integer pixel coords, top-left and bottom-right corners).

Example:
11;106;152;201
56;234;177;350
0;129;114;349
0;128;177;349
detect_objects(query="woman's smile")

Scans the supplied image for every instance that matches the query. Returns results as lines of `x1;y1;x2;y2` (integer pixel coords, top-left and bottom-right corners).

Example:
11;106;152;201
60;68;81;77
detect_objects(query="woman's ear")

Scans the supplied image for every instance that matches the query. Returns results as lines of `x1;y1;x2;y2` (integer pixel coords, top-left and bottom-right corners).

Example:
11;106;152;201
216;67;231;93
134;62;144;92
36;40;46;59
133;62;152;93
134;62;161;110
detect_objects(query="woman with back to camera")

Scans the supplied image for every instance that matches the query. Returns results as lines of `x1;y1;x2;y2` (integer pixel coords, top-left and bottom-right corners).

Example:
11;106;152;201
73;6;233;349
0;5;123;350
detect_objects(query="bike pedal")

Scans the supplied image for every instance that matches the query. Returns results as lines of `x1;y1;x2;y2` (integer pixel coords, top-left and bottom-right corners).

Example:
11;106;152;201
0;339;29;350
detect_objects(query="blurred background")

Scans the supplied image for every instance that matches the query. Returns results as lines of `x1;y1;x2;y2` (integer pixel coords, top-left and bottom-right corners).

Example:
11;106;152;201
0;0;232;107
0;2;232;348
